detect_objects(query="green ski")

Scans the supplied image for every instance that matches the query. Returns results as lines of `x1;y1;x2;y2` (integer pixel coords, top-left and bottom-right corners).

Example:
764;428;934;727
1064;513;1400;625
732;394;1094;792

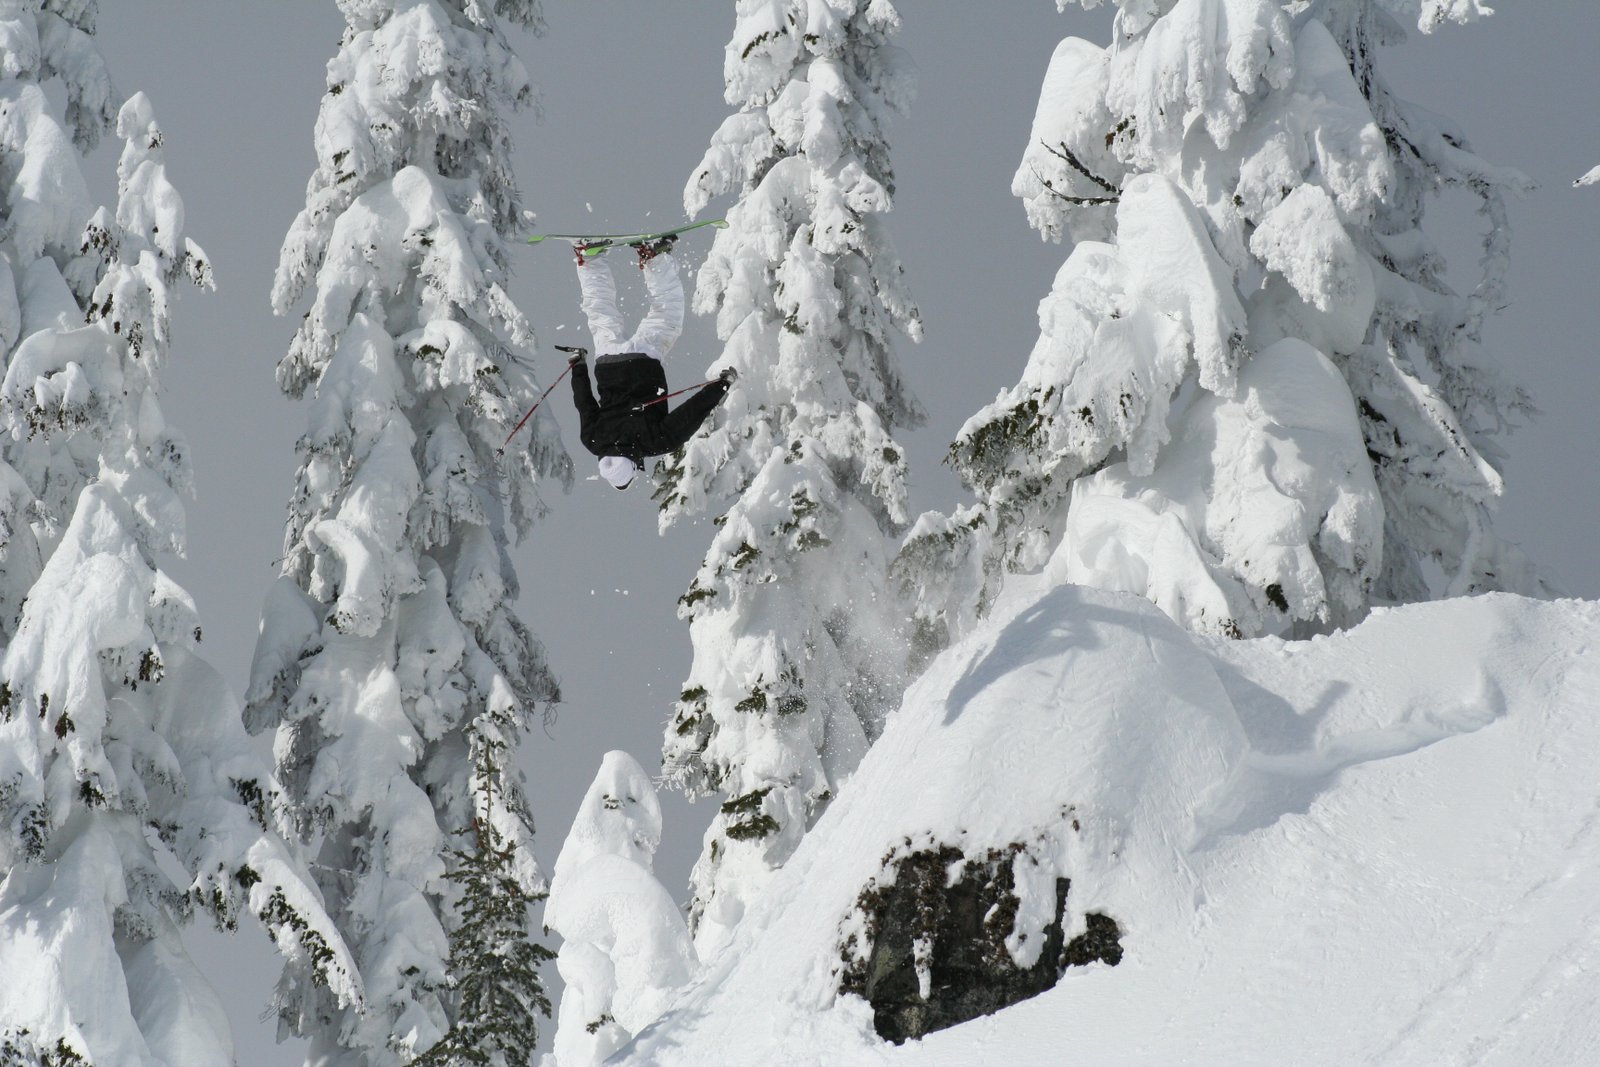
526;217;728;253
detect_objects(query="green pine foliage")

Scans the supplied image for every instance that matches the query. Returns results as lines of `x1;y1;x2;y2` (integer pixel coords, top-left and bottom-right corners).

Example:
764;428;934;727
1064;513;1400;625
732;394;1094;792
416;734;554;1067
0;1030;88;1067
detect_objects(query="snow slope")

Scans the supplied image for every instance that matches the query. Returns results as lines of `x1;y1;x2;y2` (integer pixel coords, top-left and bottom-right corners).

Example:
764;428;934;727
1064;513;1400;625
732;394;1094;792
615;582;1600;1066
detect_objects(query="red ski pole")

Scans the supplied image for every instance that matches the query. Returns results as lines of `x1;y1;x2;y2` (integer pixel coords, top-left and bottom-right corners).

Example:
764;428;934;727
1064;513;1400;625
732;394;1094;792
499;346;586;452
630;376;726;412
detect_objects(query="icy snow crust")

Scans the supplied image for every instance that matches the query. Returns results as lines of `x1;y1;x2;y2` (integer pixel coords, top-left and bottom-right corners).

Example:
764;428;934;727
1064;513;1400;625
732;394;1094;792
616;585;1600;1066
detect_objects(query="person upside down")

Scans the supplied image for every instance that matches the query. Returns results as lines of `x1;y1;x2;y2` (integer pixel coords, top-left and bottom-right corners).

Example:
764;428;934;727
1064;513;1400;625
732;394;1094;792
568;238;735;491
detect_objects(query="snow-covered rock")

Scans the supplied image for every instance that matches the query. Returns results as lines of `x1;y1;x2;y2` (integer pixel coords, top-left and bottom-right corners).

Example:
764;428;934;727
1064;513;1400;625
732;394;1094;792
615;582;1600;1066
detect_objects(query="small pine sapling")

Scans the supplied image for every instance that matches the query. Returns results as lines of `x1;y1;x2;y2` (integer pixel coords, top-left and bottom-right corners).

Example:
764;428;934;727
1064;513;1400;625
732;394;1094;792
415;725;553;1067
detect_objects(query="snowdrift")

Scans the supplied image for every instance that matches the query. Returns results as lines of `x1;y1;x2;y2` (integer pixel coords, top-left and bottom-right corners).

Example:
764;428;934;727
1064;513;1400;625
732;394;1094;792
616;583;1600;1066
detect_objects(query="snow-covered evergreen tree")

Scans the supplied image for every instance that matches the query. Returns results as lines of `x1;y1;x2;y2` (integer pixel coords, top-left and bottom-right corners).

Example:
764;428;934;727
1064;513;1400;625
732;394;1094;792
661;0;923;959
245;1;568;1062
0;0;116;639
900;0;1542;646
0;81;357;1066
545;752;696;1067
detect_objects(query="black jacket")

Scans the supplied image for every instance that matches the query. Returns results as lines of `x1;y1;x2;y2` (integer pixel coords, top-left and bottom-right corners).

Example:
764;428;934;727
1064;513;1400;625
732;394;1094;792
571;353;729;463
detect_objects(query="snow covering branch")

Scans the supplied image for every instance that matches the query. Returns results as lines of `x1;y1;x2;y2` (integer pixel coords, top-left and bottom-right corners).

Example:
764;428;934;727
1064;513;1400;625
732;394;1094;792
546;752;697;1066
1033;139;1119;204
0;55;361;1067
248;2;564;1061
902;0;1546;654
663;0;925;964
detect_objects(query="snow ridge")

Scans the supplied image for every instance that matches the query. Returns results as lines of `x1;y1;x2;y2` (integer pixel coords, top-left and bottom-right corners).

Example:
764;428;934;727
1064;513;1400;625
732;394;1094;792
616;584;1600;1067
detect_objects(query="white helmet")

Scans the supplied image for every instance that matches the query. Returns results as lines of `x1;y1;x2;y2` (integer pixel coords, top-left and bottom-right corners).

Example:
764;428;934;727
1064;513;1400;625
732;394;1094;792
599;455;638;491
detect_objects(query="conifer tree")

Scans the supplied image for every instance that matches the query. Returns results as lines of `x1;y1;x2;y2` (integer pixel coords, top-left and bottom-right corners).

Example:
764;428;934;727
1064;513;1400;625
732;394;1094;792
412;724;552;1067
900;0;1542;646
0;64;356;1067
545;752;696;1067
0;0;114;639
661;0;922;959
245;1;567;1062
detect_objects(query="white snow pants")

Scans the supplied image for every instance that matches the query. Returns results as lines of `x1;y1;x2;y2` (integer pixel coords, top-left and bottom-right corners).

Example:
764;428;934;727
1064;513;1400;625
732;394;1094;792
576;253;684;361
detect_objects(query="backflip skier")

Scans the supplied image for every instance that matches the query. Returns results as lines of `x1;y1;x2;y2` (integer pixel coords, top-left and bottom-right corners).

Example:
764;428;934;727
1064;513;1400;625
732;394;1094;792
567;238;734;491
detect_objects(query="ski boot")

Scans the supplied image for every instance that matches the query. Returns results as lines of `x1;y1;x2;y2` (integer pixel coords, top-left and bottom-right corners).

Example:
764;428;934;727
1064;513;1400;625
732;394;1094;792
636;234;677;267
573;240;610;267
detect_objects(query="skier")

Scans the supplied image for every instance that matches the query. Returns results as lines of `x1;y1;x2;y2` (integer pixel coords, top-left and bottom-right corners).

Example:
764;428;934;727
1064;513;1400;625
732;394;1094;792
568;238;734;491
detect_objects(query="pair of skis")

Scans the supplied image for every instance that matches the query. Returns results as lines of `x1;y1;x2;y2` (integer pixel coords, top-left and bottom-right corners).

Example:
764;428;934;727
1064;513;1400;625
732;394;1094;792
526;217;727;257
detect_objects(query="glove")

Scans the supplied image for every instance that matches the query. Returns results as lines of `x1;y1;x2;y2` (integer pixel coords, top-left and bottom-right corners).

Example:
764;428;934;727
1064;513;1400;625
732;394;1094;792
717;366;738;385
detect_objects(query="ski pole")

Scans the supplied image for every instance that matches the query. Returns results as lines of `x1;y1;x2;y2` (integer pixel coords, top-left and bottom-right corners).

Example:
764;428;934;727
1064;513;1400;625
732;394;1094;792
499;346;586;452
630;376;726;412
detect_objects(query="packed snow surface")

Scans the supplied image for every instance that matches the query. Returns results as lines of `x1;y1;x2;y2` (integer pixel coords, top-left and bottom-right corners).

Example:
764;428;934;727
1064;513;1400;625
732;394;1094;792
616;582;1600;1066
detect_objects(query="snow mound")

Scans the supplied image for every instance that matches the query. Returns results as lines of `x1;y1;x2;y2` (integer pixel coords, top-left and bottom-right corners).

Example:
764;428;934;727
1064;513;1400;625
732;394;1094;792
616;584;1600;1066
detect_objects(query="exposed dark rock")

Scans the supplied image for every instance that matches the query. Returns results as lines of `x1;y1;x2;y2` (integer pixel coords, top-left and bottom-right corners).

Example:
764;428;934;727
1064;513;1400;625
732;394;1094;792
839;843;1121;1044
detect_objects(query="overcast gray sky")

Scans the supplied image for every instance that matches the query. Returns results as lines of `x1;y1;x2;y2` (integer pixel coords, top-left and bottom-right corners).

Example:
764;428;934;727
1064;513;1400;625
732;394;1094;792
85;3;1599;1064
